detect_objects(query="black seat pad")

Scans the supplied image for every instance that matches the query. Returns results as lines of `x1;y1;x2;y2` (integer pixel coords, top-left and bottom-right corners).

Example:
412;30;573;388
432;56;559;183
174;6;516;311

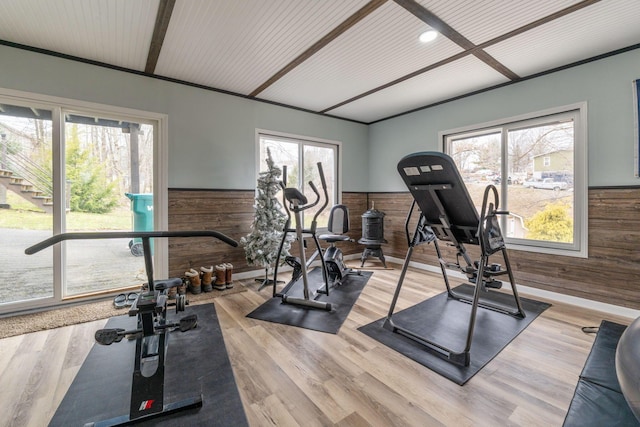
319;234;351;243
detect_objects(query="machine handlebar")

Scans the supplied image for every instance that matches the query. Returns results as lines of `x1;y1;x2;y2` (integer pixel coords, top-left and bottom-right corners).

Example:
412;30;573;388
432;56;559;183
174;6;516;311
286;180;320;212
279;162;330;230
25;230;238;255
313;162;329;224
317;162;327;191
308;181;319;197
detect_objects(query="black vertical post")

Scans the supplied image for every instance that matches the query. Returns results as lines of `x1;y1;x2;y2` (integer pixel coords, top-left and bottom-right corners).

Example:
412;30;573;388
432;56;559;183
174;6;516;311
142;236;154;291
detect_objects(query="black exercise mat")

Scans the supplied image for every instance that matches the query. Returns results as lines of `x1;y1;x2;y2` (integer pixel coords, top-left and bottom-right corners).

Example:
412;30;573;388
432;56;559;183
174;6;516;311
358;284;551;385
563;320;639;427
563;378;639;427
247;268;372;334
49;304;248;427
579;320;627;392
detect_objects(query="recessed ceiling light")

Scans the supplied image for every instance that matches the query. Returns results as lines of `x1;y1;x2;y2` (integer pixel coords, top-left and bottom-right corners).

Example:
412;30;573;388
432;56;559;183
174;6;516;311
419;30;438;43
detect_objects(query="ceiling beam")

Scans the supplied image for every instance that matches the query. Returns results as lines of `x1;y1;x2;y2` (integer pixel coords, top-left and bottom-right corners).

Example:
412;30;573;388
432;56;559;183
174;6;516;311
325;0;604;115
144;0;176;74
393;0;519;80
249;0;388;98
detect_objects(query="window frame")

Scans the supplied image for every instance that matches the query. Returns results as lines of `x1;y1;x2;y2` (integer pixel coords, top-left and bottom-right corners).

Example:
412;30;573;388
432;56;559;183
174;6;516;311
255;129;342;229
440;102;588;258
0;87;168;314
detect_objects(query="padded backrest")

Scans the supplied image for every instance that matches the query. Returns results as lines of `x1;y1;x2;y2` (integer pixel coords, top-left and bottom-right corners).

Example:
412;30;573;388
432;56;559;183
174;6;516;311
327;204;349;234
397;151;479;245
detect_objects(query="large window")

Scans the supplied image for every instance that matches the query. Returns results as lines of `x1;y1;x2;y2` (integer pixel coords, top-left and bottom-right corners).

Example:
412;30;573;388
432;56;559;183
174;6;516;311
257;130;340;228
0;88;167;314
443;104;587;257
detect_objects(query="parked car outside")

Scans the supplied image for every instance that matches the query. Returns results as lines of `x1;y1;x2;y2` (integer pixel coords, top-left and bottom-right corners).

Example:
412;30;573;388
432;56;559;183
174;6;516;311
526;178;568;190
523;178;541;188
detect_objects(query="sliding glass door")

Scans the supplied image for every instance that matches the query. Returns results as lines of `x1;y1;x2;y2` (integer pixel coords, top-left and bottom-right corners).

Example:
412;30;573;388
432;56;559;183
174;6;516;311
0;101;54;305
63;113;154;297
0;92;162;314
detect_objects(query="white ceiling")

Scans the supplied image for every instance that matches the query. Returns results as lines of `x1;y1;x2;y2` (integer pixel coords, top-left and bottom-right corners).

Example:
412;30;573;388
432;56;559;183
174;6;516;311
0;0;638;124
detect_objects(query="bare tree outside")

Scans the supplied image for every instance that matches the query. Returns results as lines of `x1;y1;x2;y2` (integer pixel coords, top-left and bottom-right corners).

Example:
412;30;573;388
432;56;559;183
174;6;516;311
448;118;575;244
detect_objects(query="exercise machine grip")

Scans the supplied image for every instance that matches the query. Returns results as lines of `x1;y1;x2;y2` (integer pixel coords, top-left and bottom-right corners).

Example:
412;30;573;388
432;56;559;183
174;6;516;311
308;181;319;195
25;230;238;255
317;162;327;190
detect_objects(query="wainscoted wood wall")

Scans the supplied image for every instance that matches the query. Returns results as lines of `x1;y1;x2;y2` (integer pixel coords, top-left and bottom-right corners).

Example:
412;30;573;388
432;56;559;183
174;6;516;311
167;190;367;279
168;190;255;278
365;187;640;310
168;187;640;309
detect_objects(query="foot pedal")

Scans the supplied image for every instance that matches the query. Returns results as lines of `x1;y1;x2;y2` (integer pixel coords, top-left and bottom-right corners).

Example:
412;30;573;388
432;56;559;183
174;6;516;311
95;328;125;345
484;280;503;289
285;256;300;268
179;314;198;332
463;265;476;275
285;256;303;282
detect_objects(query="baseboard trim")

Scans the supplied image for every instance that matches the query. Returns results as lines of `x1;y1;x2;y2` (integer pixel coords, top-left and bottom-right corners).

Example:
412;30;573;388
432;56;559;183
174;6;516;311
384;255;640;320
239;254;640;320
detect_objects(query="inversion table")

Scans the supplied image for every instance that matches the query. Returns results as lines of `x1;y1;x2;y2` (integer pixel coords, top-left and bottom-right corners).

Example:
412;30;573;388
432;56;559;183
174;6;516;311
385;151;526;367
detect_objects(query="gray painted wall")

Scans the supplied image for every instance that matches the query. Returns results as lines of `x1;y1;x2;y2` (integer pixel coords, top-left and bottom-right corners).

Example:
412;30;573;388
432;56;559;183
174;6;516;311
368;48;640;191
2;44;639;194
0;44;370;191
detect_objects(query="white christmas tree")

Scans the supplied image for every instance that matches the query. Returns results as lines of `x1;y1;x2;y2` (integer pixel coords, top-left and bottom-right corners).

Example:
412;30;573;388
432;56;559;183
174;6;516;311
240;148;292;285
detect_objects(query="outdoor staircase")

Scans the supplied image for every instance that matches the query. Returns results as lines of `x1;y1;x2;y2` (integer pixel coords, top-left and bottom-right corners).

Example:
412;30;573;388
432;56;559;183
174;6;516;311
1;133;55;214
0;168;53;214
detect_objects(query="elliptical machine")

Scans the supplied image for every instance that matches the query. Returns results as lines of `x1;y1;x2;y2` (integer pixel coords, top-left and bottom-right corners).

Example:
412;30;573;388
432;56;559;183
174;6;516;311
272;162;332;311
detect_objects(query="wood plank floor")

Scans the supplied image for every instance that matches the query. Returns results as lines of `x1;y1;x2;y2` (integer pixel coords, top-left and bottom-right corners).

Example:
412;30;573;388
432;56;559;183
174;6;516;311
0;264;632;427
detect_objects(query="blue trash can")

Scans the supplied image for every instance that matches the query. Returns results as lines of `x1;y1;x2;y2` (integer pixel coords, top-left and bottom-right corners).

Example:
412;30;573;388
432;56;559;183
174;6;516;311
125;193;153;256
